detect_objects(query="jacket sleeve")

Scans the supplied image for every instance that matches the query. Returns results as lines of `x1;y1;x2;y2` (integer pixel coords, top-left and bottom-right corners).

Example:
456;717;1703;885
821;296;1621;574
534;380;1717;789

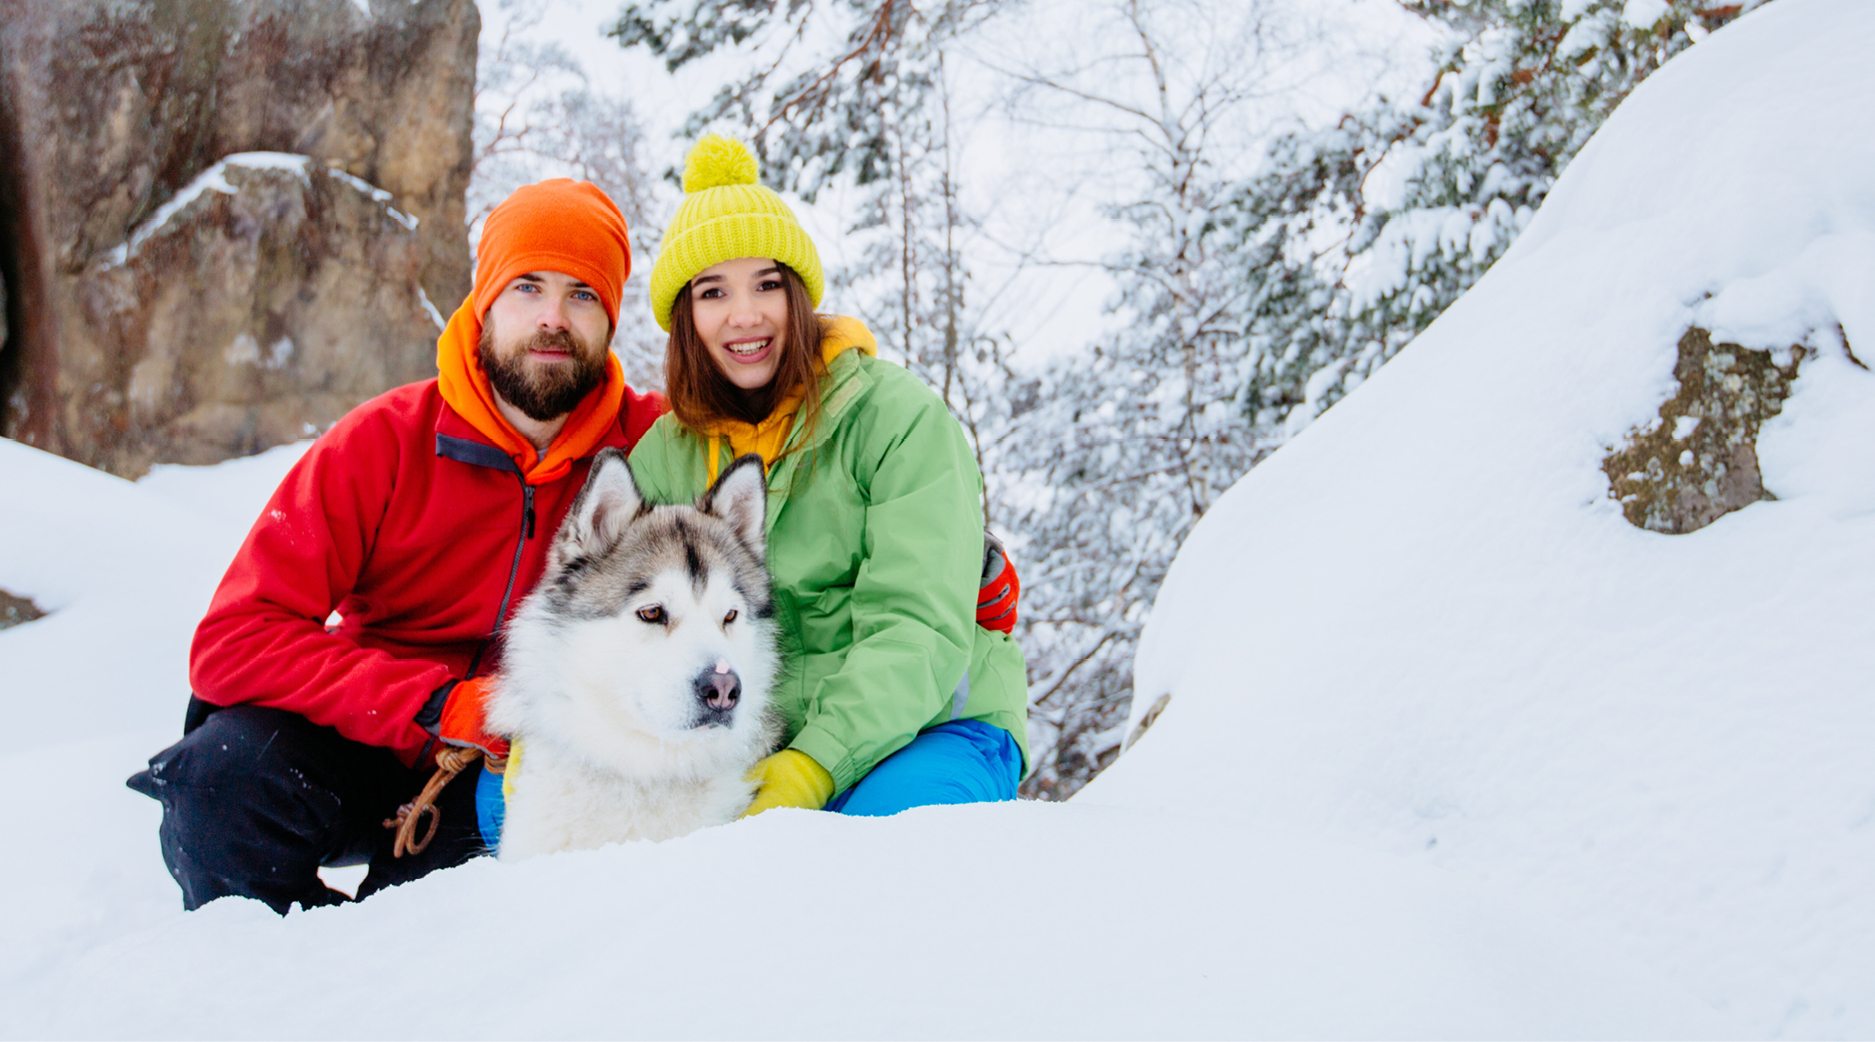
786;387;982;792
189;409;450;764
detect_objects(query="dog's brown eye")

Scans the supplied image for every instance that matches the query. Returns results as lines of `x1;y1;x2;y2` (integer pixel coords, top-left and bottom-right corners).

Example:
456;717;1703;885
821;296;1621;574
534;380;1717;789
636;605;666;624
723;609;738;625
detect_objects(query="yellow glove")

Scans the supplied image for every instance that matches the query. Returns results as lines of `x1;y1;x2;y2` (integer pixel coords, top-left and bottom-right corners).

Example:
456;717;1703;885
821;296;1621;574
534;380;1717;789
742;749;835;817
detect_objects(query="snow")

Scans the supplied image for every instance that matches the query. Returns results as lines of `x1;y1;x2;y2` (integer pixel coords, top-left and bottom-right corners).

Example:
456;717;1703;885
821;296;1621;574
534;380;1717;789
1622;0;1672;30
1096;1;1875;1037
101;164;240;268
0;441;310;746
4;441;1734;1038
418;286;447;331
99;153;419;268
0;356;1731;1028
327;167;420;230
0;1;1861;1036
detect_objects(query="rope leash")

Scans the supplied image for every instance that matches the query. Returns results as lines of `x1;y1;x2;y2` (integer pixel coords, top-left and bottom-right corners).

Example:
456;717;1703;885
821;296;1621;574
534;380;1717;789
383;746;509;857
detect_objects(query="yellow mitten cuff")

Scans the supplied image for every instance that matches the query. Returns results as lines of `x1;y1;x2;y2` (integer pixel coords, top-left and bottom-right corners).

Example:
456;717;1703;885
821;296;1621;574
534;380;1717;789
742;749;835;817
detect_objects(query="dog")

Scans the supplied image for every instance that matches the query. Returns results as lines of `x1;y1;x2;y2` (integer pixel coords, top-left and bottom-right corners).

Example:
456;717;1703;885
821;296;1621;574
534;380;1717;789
487;448;782;859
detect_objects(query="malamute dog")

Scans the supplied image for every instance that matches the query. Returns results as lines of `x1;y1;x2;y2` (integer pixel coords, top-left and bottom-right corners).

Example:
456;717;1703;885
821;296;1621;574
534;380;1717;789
488;449;782;859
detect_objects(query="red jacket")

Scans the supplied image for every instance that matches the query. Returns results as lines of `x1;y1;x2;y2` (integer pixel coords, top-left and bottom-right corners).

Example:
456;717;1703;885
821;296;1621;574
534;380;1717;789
190;378;666;765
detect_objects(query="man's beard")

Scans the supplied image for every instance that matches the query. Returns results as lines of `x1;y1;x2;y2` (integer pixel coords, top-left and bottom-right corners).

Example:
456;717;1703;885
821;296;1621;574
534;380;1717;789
477;323;607;422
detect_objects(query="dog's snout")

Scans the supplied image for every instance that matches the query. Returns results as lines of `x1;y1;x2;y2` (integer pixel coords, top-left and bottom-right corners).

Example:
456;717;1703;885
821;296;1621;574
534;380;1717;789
695;668;740;712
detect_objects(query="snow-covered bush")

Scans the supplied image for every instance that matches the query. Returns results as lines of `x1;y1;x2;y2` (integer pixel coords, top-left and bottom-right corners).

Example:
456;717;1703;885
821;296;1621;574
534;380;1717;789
1226;0;1774;433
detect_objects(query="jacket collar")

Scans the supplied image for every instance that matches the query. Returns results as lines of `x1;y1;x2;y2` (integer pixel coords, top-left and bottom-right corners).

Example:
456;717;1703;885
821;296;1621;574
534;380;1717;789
433;392;627;479
757;338;879;537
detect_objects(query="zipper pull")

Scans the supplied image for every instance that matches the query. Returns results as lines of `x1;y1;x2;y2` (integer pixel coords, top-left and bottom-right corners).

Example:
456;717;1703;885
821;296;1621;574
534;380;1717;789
524;486;536;539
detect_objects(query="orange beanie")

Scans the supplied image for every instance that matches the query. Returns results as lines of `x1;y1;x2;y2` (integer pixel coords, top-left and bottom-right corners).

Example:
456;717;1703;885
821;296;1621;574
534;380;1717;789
474;179;631;326
433;179;633;485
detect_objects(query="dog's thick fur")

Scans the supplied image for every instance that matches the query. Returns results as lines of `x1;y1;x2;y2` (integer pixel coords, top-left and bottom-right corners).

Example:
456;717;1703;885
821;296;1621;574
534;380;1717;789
488;449;782;859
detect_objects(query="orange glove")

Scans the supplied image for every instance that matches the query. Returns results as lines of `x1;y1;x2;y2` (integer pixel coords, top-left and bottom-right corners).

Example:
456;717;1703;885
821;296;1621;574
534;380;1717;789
433;676;509;762
976;531;1019;635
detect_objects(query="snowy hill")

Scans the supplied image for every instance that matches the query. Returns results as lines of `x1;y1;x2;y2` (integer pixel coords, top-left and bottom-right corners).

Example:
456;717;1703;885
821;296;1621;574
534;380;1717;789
0;434;1731;1036
0;0;1862;1037
1090;0;1875;1036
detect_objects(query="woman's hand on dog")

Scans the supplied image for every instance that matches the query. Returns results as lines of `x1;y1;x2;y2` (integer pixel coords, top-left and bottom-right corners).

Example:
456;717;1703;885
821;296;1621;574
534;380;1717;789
742;749;834;817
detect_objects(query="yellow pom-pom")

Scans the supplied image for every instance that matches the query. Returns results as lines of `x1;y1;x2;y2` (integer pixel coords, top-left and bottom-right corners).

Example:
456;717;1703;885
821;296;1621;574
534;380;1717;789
683;134;759;193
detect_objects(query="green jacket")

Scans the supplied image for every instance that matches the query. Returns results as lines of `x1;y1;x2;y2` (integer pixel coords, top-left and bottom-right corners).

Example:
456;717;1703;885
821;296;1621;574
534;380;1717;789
627;341;1031;793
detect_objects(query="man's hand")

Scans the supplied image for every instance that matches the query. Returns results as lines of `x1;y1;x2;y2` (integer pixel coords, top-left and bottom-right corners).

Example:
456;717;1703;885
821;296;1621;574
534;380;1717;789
742;749;835;817
977;531;1019;635
435;677;509;761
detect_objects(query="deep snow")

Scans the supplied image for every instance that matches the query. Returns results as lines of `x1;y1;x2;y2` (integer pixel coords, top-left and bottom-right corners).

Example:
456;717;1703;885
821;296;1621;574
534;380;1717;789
1096;0;1875;1037
0;0;1862;1036
0;412;1730;1040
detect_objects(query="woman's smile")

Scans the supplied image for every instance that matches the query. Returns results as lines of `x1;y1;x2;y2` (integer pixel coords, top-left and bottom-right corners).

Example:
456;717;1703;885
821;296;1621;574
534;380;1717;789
722;335;775;363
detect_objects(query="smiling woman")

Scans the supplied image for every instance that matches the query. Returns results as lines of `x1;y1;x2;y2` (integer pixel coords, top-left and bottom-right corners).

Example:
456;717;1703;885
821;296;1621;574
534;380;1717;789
627;135;1032;820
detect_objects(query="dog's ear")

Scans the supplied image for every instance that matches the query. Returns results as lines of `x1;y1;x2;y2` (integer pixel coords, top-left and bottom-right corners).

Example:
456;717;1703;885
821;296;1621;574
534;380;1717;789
699;454;767;557
564;448;645;555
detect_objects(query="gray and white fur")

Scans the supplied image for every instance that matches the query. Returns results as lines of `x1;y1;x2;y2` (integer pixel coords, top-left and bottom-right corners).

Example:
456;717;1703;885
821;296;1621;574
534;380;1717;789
488;449;782;859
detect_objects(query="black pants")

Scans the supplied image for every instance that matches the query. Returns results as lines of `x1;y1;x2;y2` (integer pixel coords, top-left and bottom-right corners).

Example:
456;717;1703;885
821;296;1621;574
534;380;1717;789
126;700;488;913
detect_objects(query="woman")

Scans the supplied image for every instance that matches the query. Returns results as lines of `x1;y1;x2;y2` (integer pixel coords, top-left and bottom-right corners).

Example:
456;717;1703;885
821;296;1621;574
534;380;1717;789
627;135;1029;816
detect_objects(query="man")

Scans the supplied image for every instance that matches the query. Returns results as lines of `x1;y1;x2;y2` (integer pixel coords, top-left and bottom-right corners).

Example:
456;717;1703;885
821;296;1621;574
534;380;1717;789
127;180;665;912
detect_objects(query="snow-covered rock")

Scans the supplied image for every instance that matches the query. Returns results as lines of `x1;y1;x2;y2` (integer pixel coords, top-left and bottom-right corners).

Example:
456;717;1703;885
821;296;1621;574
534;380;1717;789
1093;0;1875;1036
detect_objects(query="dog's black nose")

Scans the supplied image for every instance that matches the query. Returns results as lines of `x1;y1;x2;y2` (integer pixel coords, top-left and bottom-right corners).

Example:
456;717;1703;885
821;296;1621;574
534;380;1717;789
695;667;740;713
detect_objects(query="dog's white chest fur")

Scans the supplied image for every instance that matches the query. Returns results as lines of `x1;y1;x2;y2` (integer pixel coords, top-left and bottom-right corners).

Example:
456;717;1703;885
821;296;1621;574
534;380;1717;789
497;744;760;857
487;450;782;861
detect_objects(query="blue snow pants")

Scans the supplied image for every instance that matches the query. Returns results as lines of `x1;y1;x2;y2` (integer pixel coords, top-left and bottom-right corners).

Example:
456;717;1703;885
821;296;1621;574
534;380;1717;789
825;719;1022;816
475;718;1022;845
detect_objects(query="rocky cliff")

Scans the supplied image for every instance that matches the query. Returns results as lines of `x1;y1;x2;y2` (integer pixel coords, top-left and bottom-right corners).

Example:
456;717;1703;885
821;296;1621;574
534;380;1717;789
0;0;476;476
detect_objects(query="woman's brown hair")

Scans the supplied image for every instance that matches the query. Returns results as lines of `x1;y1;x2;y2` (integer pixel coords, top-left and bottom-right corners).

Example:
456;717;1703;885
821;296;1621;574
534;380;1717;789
665;263;825;440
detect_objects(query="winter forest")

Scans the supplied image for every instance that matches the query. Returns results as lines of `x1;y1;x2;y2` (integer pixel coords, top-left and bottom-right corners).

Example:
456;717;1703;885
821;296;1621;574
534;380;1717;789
5;0;1874;1037
469;0;1769;798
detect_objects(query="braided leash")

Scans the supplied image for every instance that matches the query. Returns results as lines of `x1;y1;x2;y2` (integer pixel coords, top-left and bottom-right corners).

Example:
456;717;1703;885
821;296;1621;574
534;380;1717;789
384;746;508;857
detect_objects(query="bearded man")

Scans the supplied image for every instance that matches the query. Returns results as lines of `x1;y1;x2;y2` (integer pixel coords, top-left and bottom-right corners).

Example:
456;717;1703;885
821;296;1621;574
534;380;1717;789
127;180;667;912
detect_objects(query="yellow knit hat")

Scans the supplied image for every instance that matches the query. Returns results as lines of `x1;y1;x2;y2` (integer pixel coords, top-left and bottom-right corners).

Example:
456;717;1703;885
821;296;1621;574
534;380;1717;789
649;135;825;332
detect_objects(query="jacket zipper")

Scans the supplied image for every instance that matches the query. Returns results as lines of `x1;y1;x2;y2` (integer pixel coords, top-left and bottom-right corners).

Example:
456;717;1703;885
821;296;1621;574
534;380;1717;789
468;482;535;680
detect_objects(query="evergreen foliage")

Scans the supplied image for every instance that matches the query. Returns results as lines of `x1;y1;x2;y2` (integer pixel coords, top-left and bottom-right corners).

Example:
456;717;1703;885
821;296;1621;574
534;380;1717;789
1225;0;1770;434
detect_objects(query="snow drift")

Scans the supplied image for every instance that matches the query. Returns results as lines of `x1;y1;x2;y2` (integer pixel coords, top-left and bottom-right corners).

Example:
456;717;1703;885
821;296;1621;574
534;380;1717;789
1093;0;1875;1036
0;436;1730;1038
